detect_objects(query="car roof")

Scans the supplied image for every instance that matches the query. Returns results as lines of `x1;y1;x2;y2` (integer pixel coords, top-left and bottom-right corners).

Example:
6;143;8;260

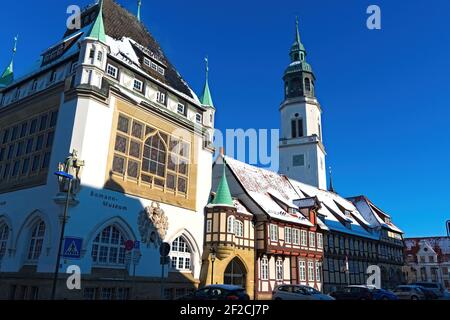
204;284;244;291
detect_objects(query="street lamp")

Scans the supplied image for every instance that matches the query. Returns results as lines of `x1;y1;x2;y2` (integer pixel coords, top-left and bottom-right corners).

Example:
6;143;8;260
50;170;74;300
210;247;216;285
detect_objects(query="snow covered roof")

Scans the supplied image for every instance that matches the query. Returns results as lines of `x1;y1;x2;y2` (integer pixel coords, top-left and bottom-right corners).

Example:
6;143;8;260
6;0;198;103
64;0;196;98
404;237;450;261
219;155;395;240
348;195;403;234
222;155;312;227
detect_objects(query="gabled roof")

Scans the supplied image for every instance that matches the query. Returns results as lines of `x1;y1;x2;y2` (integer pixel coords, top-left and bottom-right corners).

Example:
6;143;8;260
214;155;387;239
221;155;313;226
404;237;450;262
348;195;403;234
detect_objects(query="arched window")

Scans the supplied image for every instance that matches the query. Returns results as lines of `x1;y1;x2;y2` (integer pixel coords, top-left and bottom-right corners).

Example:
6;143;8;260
234;220;244;237
170;236;192;272
142;134;167;181
27;220;46;262
305;78;311;92
227;216;235;234
91;225;126;266
0;223;10;260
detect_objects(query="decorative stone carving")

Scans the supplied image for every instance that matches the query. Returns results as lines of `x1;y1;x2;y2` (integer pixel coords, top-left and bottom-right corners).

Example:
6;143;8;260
138;202;169;248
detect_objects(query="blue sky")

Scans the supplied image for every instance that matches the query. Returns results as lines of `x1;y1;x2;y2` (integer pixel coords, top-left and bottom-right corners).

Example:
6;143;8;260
1;0;449;237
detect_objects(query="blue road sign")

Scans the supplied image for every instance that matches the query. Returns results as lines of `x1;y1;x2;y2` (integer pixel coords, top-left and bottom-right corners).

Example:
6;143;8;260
134;241;140;249
63;237;83;259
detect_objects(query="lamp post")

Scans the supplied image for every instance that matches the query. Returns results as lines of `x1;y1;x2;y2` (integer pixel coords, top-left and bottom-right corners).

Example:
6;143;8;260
50;170;74;300
210;247;216;285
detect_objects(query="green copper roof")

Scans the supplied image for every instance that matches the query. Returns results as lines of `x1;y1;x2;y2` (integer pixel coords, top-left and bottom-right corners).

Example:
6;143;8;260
211;161;234;207
290;17;306;61
137;0;142;22
87;0;106;43
0;36;18;87
200;57;214;107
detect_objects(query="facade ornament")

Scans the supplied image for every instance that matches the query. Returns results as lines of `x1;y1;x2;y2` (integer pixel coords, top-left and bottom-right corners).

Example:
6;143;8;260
138;202;169;248
57;149;85;194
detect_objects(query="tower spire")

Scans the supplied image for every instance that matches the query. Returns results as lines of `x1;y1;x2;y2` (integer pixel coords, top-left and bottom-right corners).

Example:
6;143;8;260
87;0;106;43
200;56;214;107
211;156;233;206
295;16;301;46
0;35;18;87
328;167;335;193
137;0;142;22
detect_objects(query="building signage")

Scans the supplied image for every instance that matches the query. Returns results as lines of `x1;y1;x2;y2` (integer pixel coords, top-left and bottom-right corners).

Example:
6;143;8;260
89;191;128;211
63;237;83;259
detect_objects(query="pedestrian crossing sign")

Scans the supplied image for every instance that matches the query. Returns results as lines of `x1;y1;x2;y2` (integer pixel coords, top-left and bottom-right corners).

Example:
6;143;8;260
63;237;83;259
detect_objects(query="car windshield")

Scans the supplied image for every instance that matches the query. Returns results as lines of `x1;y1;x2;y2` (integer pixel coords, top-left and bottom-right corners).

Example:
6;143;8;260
305;287;321;294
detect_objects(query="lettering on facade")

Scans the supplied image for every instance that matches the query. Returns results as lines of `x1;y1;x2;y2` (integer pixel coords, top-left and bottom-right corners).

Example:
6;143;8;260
89;191;128;211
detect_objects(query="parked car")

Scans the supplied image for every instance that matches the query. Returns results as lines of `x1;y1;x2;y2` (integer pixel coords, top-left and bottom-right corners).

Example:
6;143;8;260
329;285;374;300
393;285;426;300
178;285;250;301
416;286;439;300
371;288;399;300
411;282;445;298
272;285;335;300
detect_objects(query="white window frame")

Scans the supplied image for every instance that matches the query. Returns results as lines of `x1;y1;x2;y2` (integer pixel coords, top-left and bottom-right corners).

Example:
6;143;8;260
177;103;185;115
27;220;46;263
316;261;321;282
0;223;10;261
269;224;278;242
91;225;126;267
261;257;269;280
106;64;118;79
308;261;315;282
157;66;165;75
285;227;292;244
317;233;323;249
234;220;244;237
309;232;316;248
227;216;235;234
156;91;166;104
133;79;143;92
169;236;192;272
276;259;284;281
292;229;300;245
195;113;203;124
299;260;306;281
301;230;307;246
143;57;151;67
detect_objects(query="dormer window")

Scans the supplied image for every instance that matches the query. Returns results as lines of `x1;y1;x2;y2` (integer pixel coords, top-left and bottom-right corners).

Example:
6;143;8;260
143;57;151;67
156;91;166;104
195;113;203;124
97;51;103;62
70;62;78;74
49;70;56;83
133;79;143;92
177;104;185;115
106;64;118;79
157;66;165;76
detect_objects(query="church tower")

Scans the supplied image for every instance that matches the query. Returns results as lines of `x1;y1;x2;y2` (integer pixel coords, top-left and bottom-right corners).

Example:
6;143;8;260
279;18;327;189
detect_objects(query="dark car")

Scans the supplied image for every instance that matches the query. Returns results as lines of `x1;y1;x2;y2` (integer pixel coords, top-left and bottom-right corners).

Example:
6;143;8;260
416;287;439;300
178;285;250;301
330;285;374;300
411;282;445;298
372;288;399;300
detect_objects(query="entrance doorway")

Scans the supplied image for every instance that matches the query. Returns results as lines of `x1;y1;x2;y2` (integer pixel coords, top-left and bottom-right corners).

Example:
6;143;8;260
224;258;247;289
